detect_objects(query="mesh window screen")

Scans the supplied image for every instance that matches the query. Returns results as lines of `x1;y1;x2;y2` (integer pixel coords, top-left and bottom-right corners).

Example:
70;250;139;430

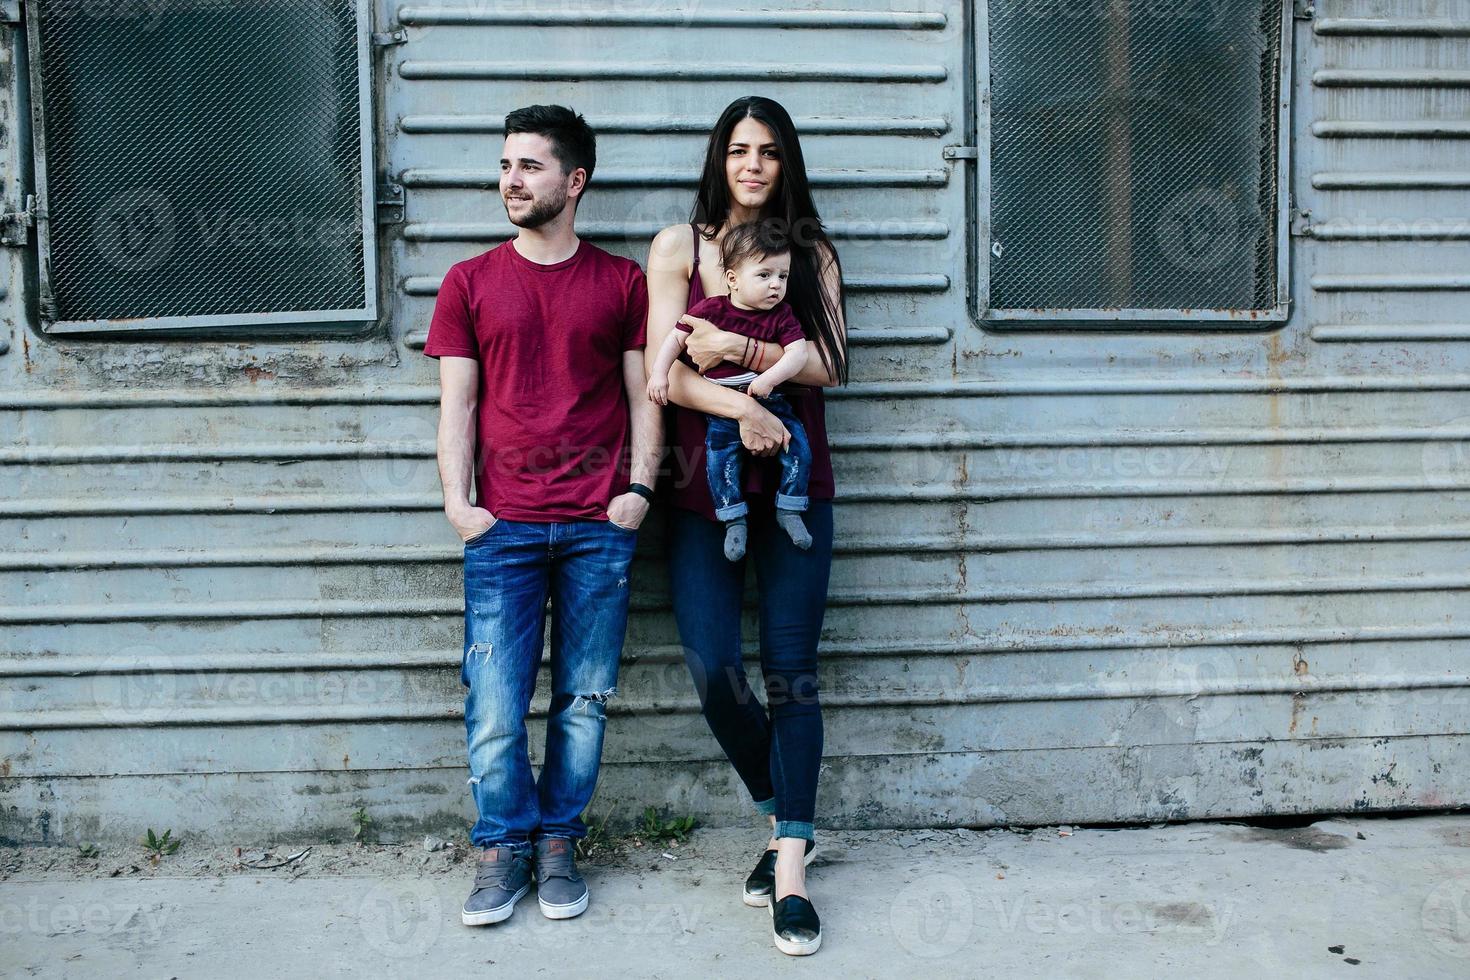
987;1;1283;313
28;0;371;326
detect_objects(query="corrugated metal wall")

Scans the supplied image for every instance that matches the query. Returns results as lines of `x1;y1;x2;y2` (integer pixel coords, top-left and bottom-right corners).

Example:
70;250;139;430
3;0;1469;844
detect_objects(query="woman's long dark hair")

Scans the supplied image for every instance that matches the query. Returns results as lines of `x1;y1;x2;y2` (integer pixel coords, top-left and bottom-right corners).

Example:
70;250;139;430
692;96;848;386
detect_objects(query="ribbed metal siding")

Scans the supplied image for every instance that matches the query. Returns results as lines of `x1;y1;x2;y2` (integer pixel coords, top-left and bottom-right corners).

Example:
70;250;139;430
3;0;1469;843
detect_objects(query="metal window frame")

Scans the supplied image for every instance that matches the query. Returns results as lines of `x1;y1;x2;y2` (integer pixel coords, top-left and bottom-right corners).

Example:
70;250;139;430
23;0;379;334
975;0;1294;328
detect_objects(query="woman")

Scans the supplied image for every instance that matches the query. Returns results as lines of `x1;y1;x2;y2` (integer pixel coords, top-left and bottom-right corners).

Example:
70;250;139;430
645;96;848;956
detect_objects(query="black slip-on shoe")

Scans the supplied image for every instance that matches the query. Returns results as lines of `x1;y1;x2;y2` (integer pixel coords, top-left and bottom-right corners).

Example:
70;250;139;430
742;839;817;908
769;893;822;956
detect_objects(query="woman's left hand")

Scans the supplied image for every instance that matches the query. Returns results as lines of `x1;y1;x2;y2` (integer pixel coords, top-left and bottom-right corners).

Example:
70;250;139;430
678;314;739;373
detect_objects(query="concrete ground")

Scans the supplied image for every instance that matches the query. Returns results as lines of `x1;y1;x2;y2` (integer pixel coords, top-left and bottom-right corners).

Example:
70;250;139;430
4;812;1470;978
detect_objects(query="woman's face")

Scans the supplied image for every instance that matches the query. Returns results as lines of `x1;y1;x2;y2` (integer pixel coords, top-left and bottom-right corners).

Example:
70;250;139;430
724;116;781;212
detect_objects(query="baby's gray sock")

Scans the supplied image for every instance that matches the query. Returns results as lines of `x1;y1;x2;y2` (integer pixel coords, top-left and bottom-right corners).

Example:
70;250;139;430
723;518;747;561
777;510;812;550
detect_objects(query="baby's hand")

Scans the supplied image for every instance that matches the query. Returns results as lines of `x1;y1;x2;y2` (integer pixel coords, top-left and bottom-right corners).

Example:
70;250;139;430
747;377;772;399
646;375;670;406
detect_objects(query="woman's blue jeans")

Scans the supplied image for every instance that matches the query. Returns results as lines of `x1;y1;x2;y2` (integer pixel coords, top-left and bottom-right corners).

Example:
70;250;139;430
460;517;638;848
667;500;833;841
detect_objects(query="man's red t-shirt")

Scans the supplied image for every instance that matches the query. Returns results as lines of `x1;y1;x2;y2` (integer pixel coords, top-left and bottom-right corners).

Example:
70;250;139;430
423;239;648;522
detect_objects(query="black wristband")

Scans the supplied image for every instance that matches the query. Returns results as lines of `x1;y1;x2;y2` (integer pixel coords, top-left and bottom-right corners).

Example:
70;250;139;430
627;482;655;503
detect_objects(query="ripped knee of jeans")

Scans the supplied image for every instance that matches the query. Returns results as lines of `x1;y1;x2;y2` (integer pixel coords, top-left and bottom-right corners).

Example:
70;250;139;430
570;687;618;714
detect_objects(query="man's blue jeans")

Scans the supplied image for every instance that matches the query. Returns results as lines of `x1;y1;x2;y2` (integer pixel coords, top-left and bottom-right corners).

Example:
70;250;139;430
705;393;811;521
460;517;638;848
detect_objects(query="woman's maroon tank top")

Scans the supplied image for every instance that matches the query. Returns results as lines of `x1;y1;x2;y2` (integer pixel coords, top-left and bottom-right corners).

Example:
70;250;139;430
667;224;836;519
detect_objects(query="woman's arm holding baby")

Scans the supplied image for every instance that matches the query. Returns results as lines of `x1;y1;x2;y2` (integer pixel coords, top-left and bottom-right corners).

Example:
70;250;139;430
747;339;808;399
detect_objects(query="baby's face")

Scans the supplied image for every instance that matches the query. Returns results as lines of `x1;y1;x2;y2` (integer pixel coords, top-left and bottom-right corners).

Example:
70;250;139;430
726;251;791;309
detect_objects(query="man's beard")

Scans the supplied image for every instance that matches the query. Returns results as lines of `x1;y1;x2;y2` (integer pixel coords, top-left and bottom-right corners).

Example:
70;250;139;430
504;188;568;229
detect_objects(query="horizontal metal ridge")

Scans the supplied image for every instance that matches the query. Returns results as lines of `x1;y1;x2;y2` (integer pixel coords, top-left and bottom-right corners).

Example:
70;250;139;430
1312;171;1470;189
836;425;1470;448
1313;69;1470;87
17;626;1470;679
397;325;953;349
395;7;948;29
6;674;1469;730
398;114;952;136
14;474;1470;517
13;521;1470;571
1311;274;1470;291
1311;323;1470;342
1304;223;1470;241
400;272;951;296
0;493;442;517
20;374;1470;412
0;386;438;411
399;61;948;83
0;442;424;464
12;628;1470;679
837;476;1470;501
10;574;1470;624
1312;120;1470;139
15;422;1470;465
1314;18;1470;36
400;167;949;188
401;220;951;242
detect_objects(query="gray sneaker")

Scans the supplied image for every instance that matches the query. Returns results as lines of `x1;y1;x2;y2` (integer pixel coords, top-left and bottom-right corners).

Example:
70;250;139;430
534;837;589;919
461;845;533;926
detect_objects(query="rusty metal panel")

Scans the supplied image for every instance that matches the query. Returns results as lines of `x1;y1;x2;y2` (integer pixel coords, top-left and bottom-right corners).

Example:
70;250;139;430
3;0;1470;844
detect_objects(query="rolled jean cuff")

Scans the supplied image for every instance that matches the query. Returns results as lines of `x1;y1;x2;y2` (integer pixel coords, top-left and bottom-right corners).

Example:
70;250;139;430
753;797;777;817
714;500;749;521
775;493;808;512
774;820;814;842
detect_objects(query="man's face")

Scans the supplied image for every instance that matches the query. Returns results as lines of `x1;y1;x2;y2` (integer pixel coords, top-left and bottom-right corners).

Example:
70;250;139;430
500;133;579;229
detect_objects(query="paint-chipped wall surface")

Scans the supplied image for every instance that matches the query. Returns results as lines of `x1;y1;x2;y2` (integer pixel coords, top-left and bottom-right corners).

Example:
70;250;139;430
4;1;1470;844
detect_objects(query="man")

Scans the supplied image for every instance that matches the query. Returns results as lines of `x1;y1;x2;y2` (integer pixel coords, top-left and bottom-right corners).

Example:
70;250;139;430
424;104;661;926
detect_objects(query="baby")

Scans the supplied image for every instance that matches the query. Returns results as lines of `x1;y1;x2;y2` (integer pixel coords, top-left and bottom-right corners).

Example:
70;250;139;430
647;221;812;560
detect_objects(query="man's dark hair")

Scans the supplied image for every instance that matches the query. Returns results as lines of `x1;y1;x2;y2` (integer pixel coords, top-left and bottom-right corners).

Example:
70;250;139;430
720;220;790;272
504;104;597;184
